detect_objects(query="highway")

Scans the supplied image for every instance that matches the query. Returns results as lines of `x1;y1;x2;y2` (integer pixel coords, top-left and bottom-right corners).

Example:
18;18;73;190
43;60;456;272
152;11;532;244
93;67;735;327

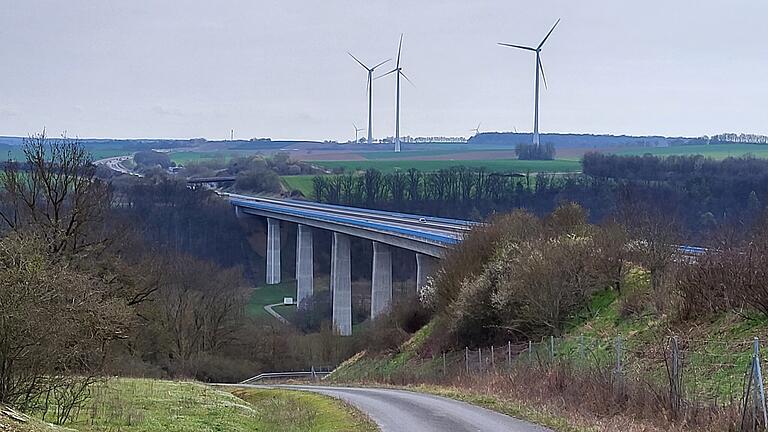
224;193;473;247
95;155;143;177
241;385;552;432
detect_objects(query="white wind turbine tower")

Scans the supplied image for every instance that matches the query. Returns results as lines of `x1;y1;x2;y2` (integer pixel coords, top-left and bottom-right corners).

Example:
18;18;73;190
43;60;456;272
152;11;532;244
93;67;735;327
499;19;560;149
348;52;389;145
379;34;413;153
353;123;364;143
470;122;482;136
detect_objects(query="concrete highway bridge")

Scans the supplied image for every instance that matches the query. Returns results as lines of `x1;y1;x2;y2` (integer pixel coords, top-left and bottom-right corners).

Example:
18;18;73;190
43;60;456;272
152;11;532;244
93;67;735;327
227;193;706;336
227;193;475;335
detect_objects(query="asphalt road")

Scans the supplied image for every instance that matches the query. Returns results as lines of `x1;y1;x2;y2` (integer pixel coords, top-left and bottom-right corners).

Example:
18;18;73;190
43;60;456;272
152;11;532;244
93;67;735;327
254;385;553;432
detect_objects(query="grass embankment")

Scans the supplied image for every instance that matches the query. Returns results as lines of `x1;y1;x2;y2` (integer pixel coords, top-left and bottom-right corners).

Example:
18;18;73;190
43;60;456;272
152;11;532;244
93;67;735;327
23;379;375;432
329;269;764;431
231;388;377;432
309;159;582;174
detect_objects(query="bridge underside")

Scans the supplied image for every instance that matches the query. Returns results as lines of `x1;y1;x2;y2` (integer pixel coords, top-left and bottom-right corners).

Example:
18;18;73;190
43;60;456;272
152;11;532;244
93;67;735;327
233;197;466;336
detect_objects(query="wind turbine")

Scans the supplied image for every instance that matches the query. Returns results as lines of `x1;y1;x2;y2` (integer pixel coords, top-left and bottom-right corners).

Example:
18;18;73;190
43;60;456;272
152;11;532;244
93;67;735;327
499;19;560;149
348;52;389;146
470;122;482;136
353;123;364;143
378;34;413;153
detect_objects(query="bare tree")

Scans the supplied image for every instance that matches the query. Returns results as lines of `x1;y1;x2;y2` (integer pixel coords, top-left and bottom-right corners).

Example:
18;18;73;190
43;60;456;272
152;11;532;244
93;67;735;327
0;130;110;258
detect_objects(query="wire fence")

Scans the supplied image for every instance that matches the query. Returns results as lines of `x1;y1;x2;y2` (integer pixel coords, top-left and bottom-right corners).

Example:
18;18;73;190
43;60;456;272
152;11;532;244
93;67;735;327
375;334;768;431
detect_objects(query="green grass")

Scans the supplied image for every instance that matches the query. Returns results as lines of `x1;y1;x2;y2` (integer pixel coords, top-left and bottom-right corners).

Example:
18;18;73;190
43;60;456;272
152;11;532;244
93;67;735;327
51;379;273;431
248;277;330;320
248;281;298;318
230;388;377;432
282;175;317;197
359;149;506;160
31;378;375;432
309;159;581;174
614;144;768;159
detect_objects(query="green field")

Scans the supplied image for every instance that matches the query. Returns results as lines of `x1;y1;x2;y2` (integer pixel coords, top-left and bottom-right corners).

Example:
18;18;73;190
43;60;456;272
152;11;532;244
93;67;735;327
614;143;768;159
282;175;317;197
248;277;330;320
309;159;582;173
25;378;374;432
248;281;298;318
169;151;240;165
358;149;505;160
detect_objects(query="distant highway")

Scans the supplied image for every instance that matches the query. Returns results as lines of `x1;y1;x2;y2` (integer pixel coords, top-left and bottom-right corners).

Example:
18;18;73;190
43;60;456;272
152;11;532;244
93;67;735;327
240;384;552;432
95;155;143;177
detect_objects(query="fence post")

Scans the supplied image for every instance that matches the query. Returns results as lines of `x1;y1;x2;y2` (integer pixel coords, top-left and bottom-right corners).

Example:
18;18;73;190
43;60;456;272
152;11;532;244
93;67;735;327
615;336;623;375
549;336;555;363
528;340;533;365
442;352;446;376
754;338;768;427
507;341;512;370
465;347;469;375
669;336;681;417
478;347;482;368
491;345;495;371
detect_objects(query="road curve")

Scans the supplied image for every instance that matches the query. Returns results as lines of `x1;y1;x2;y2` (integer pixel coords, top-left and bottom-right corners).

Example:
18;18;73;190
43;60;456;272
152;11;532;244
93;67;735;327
249;385;552;432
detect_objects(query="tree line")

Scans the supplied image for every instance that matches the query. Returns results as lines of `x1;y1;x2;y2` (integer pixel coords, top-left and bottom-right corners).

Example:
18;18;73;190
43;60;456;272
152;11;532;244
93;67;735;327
311;153;768;239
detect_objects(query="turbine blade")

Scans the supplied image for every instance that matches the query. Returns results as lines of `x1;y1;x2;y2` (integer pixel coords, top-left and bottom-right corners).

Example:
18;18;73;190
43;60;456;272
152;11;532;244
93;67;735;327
375;68;398;80
537;18;561;50
396;34;403;68
371;59;391;70
400;70;415;87
347;52;368;70
538;57;548;90
365;76;370;96
498;43;537;52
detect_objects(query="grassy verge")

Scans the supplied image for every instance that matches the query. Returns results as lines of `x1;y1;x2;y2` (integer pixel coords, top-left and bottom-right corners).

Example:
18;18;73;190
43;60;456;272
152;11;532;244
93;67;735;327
230;387;377;432
51;379;268;431
409;385;591;432
26;379;377;432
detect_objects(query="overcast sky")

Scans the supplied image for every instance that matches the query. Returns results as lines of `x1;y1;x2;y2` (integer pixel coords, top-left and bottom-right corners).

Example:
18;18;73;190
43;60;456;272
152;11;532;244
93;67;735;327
1;1;767;141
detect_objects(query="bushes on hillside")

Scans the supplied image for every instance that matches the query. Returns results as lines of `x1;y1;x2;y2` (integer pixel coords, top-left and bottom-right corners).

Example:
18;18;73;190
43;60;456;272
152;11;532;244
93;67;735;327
429;204;628;347
676;214;768;320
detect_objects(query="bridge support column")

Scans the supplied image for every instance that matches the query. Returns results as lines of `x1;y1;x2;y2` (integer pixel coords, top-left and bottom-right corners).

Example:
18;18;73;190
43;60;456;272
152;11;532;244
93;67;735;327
416;253;438;292
370;242;392;319
266;218;281;285
331;232;352;336
295;224;314;308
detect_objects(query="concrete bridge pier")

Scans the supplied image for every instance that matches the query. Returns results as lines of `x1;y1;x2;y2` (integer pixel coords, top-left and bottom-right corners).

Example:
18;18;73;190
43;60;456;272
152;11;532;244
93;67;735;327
295;224;314;308
416;253;438;292
331;232;352;336
266;218;281;285
370;242;393;319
